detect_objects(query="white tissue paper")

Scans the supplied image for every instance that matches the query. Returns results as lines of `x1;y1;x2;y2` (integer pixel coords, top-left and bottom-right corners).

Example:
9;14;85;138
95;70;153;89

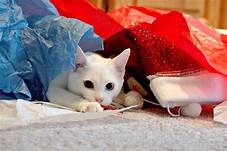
0;100;110;129
0;100;76;129
0;99;141;129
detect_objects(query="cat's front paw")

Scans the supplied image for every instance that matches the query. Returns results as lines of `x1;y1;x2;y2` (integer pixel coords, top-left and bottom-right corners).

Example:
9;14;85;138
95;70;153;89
77;101;104;112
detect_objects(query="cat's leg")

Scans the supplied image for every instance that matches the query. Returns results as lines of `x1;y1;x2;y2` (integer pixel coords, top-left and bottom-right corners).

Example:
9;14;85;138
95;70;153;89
47;86;103;112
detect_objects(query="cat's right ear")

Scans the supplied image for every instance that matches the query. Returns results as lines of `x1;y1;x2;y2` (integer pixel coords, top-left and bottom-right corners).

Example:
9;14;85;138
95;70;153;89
76;46;87;65
113;48;131;73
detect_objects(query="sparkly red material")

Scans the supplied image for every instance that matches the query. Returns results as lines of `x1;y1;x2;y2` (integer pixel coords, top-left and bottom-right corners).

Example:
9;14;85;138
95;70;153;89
128;24;203;75
109;6;227;75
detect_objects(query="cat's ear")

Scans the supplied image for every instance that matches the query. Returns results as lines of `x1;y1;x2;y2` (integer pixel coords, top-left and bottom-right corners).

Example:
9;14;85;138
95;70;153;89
113;48;131;73
76;46;87;65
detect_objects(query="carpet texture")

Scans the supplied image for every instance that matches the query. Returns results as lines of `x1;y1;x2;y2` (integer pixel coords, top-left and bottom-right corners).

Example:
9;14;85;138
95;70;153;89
0;110;227;151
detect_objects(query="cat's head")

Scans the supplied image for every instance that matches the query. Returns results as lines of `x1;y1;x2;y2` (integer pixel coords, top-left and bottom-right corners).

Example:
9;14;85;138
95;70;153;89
67;47;131;105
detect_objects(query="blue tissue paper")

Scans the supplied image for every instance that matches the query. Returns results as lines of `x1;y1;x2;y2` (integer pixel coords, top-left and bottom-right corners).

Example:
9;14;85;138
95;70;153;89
15;0;59;17
0;0;103;101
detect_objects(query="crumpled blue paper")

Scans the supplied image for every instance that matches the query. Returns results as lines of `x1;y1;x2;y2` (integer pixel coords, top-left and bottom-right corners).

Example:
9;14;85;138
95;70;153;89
15;0;59;17
0;0;103;101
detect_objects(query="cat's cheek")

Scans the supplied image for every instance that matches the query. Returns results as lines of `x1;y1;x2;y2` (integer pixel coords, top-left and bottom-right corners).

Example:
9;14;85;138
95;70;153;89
82;91;95;102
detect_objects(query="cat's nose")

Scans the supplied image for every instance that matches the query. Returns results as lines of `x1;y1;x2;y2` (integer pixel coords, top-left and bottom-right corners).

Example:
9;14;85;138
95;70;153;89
95;98;103;103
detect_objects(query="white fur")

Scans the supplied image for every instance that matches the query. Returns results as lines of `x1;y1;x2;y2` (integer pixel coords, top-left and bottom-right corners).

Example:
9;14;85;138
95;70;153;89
47;47;131;112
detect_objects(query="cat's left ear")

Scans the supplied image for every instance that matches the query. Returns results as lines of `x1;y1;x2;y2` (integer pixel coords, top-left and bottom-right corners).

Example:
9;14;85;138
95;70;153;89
113;48;131;73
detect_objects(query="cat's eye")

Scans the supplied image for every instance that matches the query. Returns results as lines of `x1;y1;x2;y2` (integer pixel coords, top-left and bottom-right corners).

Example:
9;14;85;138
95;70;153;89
105;83;114;91
83;80;94;89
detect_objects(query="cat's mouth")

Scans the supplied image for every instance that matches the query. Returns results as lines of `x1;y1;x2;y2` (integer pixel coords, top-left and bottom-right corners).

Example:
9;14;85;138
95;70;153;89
81;95;103;103
80;94;112;105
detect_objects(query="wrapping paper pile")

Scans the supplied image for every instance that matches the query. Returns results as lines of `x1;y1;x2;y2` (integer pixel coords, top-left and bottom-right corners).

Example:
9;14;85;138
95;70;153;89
1;0;227;124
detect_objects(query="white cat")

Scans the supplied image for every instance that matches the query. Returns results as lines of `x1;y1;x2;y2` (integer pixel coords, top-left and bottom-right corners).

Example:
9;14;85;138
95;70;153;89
47;47;131;112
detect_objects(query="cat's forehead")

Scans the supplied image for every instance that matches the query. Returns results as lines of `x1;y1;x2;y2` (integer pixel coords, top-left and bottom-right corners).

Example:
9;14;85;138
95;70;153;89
86;53;111;63
85;54;114;70
85;64;116;78
77;53;122;82
84;60;119;80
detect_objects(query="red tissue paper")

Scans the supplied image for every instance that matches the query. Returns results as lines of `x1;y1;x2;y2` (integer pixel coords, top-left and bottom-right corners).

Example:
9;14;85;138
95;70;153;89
50;0;123;39
221;34;227;48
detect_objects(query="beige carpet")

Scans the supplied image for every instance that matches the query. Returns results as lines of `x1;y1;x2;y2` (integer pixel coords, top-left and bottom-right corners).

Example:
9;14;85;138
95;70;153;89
0;109;227;151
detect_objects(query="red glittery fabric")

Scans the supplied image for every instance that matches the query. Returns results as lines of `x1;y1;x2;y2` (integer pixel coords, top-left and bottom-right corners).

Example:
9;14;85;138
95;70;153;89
128;24;203;75
109;6;227;75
